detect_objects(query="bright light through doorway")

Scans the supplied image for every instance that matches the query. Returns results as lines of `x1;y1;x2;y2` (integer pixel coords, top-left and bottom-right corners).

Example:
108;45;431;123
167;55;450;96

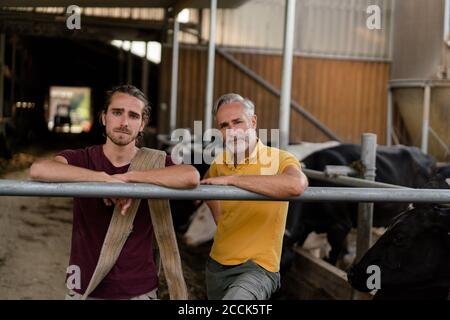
111;40;162;64
177;9;190;23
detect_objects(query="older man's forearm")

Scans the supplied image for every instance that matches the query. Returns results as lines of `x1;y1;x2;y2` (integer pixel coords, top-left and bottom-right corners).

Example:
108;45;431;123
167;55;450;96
229;173;307;199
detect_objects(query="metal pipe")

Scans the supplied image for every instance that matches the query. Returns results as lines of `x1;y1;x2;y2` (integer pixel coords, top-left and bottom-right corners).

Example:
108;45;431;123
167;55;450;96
279;0;296;148
421;85;431;153
445;0;450;45
118;50;124;83
10;35;16;115
204;0;217;131
356;134;377;263
141;41;149;98
389;79;450;89
126;46;133;84
170;16;180;133
0;33;5;118
0;181;449;203
303;168;409;189
386;88;393;147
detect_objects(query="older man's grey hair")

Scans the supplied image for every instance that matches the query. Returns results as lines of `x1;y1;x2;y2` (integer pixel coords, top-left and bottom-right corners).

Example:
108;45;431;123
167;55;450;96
212;93;255;120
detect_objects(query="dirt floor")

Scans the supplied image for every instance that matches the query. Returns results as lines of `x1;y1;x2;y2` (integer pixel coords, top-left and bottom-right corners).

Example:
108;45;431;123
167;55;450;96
0;163;73;299
0;148;212;300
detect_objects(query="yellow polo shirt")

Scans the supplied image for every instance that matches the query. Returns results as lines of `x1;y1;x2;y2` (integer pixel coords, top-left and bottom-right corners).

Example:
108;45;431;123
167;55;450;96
205;140;301;272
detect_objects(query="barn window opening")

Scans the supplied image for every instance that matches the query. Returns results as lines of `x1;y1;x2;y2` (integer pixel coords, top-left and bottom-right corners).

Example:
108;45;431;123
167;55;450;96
47;86;92;134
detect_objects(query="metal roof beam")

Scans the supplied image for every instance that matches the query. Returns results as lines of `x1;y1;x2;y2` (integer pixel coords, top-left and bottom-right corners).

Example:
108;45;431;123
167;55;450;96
0;0;248;9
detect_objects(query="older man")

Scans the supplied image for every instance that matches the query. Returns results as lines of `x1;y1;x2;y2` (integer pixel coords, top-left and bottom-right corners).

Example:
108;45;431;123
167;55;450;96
201;93;308;300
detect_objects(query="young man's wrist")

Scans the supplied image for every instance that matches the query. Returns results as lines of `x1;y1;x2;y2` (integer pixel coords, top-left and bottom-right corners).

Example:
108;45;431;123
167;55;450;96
123;171;153;184
97;171;113;182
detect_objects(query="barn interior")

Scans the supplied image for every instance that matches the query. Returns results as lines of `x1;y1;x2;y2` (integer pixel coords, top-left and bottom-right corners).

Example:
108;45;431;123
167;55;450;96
0;0;449;300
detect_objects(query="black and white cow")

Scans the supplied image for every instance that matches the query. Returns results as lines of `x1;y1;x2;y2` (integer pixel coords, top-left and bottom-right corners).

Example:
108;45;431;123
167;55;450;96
282;144;438;270
347;175;450;299
169;147;211;232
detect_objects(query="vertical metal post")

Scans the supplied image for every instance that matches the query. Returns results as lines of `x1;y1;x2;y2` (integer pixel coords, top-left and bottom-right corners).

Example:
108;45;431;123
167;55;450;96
356;133;377;262
421;85;431;153
127;44;133;85
204;0;217;131
141;41;149;98
0;33;5;119
386;88;393;146
353;133;377;300
279;0;296;148
118;50;124;84
170;16;180;133
197;9;203;44
10;35;17;116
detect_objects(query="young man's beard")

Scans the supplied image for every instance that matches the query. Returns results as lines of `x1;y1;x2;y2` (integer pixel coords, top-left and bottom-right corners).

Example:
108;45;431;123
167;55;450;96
105;127;138;146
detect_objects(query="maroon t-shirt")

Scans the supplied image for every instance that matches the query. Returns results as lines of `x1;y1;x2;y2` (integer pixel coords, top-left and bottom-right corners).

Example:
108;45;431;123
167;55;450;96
58;145;173;299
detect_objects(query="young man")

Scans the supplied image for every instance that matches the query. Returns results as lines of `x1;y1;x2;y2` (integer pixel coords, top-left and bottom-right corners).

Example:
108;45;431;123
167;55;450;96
201;93;308;300
30;85;199;299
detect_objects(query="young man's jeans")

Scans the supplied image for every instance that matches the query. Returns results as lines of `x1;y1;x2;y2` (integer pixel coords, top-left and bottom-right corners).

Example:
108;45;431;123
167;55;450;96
205;257;280;300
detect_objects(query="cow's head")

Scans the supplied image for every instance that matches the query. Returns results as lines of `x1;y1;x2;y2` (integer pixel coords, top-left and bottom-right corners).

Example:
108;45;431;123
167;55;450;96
183;202;217;246
347;205;450;292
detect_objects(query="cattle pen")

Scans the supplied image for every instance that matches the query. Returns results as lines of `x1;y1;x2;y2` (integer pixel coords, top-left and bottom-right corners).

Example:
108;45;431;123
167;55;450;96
0;132;449;300
0;176;449;300
0;134;449;300
1;131;450;300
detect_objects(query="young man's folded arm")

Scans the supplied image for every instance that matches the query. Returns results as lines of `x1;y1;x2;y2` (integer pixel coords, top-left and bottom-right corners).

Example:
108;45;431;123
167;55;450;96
113;164;200;189
30;156;116;183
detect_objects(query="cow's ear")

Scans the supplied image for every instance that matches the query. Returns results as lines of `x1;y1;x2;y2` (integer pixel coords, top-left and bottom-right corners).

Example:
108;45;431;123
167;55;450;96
412;202;433;210
436;208;450;227
425;207;450;231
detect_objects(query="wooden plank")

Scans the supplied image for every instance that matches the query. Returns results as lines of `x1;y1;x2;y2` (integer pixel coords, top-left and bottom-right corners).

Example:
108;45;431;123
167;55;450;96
158;46;390;143
284;247;373;300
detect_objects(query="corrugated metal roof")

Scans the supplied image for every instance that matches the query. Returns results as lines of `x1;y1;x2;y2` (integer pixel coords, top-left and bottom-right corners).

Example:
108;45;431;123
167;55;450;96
2;7;165;21
198;0;393;61
2;0;394;60
0;0;249;9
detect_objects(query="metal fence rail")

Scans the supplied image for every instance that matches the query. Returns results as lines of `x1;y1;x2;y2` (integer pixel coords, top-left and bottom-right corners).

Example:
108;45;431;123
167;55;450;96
0;180;449;203
302;168;410;189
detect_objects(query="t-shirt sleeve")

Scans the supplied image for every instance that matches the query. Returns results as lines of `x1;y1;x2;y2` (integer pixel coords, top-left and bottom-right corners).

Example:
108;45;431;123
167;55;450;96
165;154;174;167
278;150;302;174
56;149;87;168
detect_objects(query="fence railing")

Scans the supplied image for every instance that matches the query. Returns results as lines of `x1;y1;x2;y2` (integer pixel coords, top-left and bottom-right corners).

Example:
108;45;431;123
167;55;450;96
0;180;449;203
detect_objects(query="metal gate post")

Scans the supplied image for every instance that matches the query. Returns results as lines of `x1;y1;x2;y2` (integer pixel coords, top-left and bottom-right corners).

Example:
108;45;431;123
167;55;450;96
353;133;377;300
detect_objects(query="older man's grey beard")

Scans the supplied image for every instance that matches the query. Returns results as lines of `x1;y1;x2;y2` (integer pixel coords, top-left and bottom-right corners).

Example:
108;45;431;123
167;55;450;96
225;129;257;158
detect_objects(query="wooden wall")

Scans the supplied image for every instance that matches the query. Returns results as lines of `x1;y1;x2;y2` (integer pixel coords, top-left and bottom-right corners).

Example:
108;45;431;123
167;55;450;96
158;45;390;144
